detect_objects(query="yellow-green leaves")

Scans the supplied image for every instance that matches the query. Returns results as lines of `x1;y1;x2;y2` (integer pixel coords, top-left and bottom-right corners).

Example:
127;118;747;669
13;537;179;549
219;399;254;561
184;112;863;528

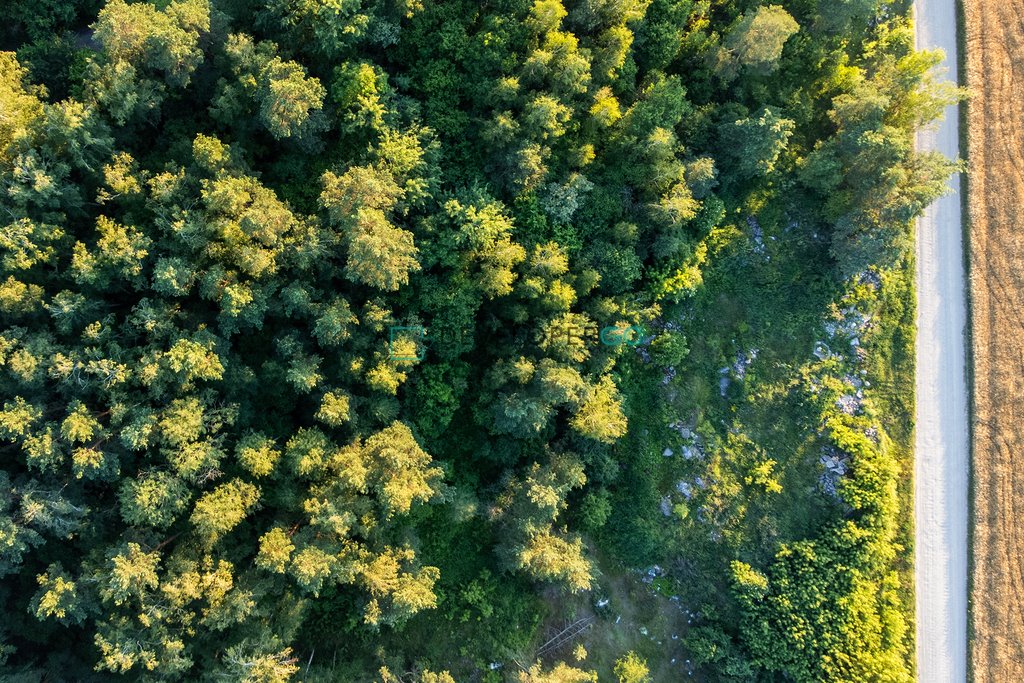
288;544;336;595
321;165;404;219
221;643;300;682
70;216;150;287
286;428;332;477
361;421;443;517
0;397;41;441
518;660;597;682
518;531;591;592
571;375;627;443
0;219;65;270
191;134;232;174
61;401;99;444
256;527;294;574
444;197;527;299
99;542;160;606
220;33;326;141
495;455;592;592
190;480;260;546
236;433;281;477
0;276;44;315
320;165;422;292
358;546;440;627
159;397;204;447
0;52;43;163
119;472;189;529
164;335;225;385
32;564;85;625
346;208;421;291
93;0;211;88
331;61;388;132
613;652;651;683
316;391;351;427
713;5;799;81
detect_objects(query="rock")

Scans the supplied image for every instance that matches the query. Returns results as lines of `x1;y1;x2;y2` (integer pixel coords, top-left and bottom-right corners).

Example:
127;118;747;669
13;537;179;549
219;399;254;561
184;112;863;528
660;496;673;516
663;447;674;457
747;216;767;255
858;269;883;289
836;394;861;415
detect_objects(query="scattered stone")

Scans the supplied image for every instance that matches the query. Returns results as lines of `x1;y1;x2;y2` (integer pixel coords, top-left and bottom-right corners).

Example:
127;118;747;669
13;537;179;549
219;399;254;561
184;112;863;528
821;449;848;475
676;481;693;500
660;496;673;516
663;447;674;457
858;269;883;290
819;446;850;498
843;374;864;390
597;598;609;608
836;394;861;415
747;216;767;255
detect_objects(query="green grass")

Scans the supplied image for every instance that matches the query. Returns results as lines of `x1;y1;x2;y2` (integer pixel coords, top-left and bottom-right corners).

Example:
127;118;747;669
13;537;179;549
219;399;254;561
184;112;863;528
604;191;921;677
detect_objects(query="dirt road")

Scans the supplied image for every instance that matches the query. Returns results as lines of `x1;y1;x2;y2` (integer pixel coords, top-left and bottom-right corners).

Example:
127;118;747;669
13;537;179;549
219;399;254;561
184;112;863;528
913;0;969;681
963;0;1024;678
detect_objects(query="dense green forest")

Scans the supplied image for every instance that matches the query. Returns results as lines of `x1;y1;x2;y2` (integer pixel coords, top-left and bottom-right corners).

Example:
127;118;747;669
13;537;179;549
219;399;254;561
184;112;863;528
0;0;958;680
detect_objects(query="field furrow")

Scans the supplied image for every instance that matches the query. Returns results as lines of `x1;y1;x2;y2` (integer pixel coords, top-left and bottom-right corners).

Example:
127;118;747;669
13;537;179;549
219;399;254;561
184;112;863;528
964;0;1024;677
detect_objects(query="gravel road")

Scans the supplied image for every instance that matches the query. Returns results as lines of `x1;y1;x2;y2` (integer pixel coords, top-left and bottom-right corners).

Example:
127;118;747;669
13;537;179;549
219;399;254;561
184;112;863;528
913;0;969;680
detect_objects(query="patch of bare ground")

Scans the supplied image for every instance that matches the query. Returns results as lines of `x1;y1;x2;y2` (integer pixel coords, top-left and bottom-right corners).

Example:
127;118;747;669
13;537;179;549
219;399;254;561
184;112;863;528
964;0;1024;678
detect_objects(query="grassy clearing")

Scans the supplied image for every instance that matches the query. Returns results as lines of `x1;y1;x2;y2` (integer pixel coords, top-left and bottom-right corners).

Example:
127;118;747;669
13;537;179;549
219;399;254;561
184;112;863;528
594;187;920;678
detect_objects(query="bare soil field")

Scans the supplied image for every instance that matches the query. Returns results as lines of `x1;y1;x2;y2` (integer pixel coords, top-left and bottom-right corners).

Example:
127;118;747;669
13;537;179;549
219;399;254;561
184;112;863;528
963;0;1024;678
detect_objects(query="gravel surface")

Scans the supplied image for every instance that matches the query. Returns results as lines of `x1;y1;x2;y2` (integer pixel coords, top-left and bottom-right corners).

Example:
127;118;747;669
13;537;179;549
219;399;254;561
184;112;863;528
913;0;969;680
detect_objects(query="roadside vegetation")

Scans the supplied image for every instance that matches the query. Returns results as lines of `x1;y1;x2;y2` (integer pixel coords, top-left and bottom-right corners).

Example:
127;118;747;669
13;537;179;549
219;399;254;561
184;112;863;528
0;0;955;680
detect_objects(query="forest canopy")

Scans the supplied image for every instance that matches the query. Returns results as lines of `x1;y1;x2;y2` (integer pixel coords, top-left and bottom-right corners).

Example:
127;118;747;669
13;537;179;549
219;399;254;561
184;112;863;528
0;0;956;680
